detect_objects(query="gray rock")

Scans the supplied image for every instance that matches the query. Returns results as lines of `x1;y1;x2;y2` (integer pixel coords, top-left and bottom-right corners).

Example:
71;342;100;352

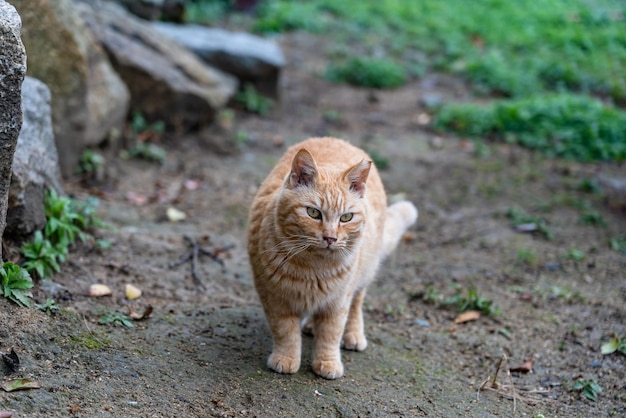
77;1;237;129
5;77;63;240
115;0;186;22
11;0;130;178
152;22;285;97
0;0;27;259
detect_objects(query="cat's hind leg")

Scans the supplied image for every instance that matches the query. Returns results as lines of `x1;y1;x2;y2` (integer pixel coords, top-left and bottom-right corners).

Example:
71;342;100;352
342;288;368;351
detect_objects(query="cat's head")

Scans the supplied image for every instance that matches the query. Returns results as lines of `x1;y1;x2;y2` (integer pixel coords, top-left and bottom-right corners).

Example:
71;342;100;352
275;148;371;253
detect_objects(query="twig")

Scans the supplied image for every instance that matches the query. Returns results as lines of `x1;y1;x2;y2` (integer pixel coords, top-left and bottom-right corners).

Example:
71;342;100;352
477;354;554;411
168;234;233;289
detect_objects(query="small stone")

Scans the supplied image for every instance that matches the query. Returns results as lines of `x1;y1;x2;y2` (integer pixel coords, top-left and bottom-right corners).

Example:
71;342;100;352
89;284;112;297
125;284;142;300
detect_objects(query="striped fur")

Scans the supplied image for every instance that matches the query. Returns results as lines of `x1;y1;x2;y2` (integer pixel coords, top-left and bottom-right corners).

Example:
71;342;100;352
248;137;417;379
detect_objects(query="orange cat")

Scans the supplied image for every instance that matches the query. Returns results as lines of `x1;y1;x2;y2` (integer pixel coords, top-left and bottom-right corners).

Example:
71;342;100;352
248;137;418;379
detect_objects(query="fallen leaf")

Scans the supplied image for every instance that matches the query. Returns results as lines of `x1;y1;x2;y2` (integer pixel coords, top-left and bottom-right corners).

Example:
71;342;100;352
166;207;186;222
510;359;533;373
1;349;19;373
89;284;112;297
454;310;481;324
68;404;80;413
183;179;202;190
125;191;149;206
601;334;620;355
1;379;41;392
125;284;142;300
127;305;153;320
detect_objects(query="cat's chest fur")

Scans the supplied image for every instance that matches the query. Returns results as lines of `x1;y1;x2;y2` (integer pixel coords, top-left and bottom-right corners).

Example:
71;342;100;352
260;230;361;312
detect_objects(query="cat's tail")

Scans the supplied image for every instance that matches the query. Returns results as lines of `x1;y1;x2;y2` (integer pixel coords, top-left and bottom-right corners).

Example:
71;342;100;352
381;201;418;258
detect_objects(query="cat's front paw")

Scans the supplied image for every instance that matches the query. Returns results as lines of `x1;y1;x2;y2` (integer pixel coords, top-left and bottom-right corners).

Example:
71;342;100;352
268;352;300;374
342;332;368;351
312;358;344;380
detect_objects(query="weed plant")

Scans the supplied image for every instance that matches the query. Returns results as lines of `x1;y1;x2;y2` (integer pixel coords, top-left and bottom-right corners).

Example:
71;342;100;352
241;0;626;161
20;190;107;280
326;57;406;89
0;262;34;307
235;83;274;115
443;287;500;316
436;94;626;162
572;377;602;401
506;207;553;240
251;0;626;100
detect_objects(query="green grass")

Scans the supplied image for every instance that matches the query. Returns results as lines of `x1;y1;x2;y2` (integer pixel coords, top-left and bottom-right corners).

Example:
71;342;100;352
252;0;626;100
435;94;626;162
325;57;407;88
184;0;626;162
506;207;553;240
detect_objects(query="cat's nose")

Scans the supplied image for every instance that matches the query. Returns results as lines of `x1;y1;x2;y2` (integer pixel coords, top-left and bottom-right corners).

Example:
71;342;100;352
324;236;337;246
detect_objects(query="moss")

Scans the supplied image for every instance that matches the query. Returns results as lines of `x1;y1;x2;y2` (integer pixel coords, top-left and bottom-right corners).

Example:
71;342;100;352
69;333;111;350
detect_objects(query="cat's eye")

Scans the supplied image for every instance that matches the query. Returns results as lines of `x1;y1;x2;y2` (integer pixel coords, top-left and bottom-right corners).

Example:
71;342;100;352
340;213;353;222
306;207;322;220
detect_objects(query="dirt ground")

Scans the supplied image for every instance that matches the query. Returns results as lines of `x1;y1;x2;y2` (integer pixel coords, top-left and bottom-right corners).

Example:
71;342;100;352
1;32;625;417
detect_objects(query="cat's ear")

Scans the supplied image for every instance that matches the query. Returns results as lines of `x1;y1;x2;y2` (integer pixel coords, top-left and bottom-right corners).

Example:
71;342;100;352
344;159;371;198
289;148;318;188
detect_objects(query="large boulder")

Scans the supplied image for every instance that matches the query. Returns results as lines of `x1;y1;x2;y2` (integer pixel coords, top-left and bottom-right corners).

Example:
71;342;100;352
11;0;130;178
77;0;237;129
5;77;63;241
152;22;285;98
0;0;26;260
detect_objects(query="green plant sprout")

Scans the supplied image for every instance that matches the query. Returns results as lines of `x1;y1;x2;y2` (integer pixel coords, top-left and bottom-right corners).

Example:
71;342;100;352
235;83;274;115
572;377;601;401
35;299;61;315
442;286;500;316
506;207;553;240
99;313;134;328
21;230;62;279
0;262;34;307
20;190;109;280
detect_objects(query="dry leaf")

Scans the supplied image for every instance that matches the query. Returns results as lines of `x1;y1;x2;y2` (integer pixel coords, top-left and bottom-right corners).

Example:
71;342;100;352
128;305;153;320
125;284;142;300
1;379;41;392
166;207;186;222
183;179;202;190
89;284;112;297
510;359;533;373
454;310;481;324
125;191;149;206
2;349;19;372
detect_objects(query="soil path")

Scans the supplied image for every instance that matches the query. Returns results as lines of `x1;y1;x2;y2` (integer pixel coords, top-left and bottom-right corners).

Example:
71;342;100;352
1;33;625;417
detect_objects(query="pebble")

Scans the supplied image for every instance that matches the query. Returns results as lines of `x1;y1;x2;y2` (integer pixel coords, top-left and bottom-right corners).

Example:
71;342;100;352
414;318;431;327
